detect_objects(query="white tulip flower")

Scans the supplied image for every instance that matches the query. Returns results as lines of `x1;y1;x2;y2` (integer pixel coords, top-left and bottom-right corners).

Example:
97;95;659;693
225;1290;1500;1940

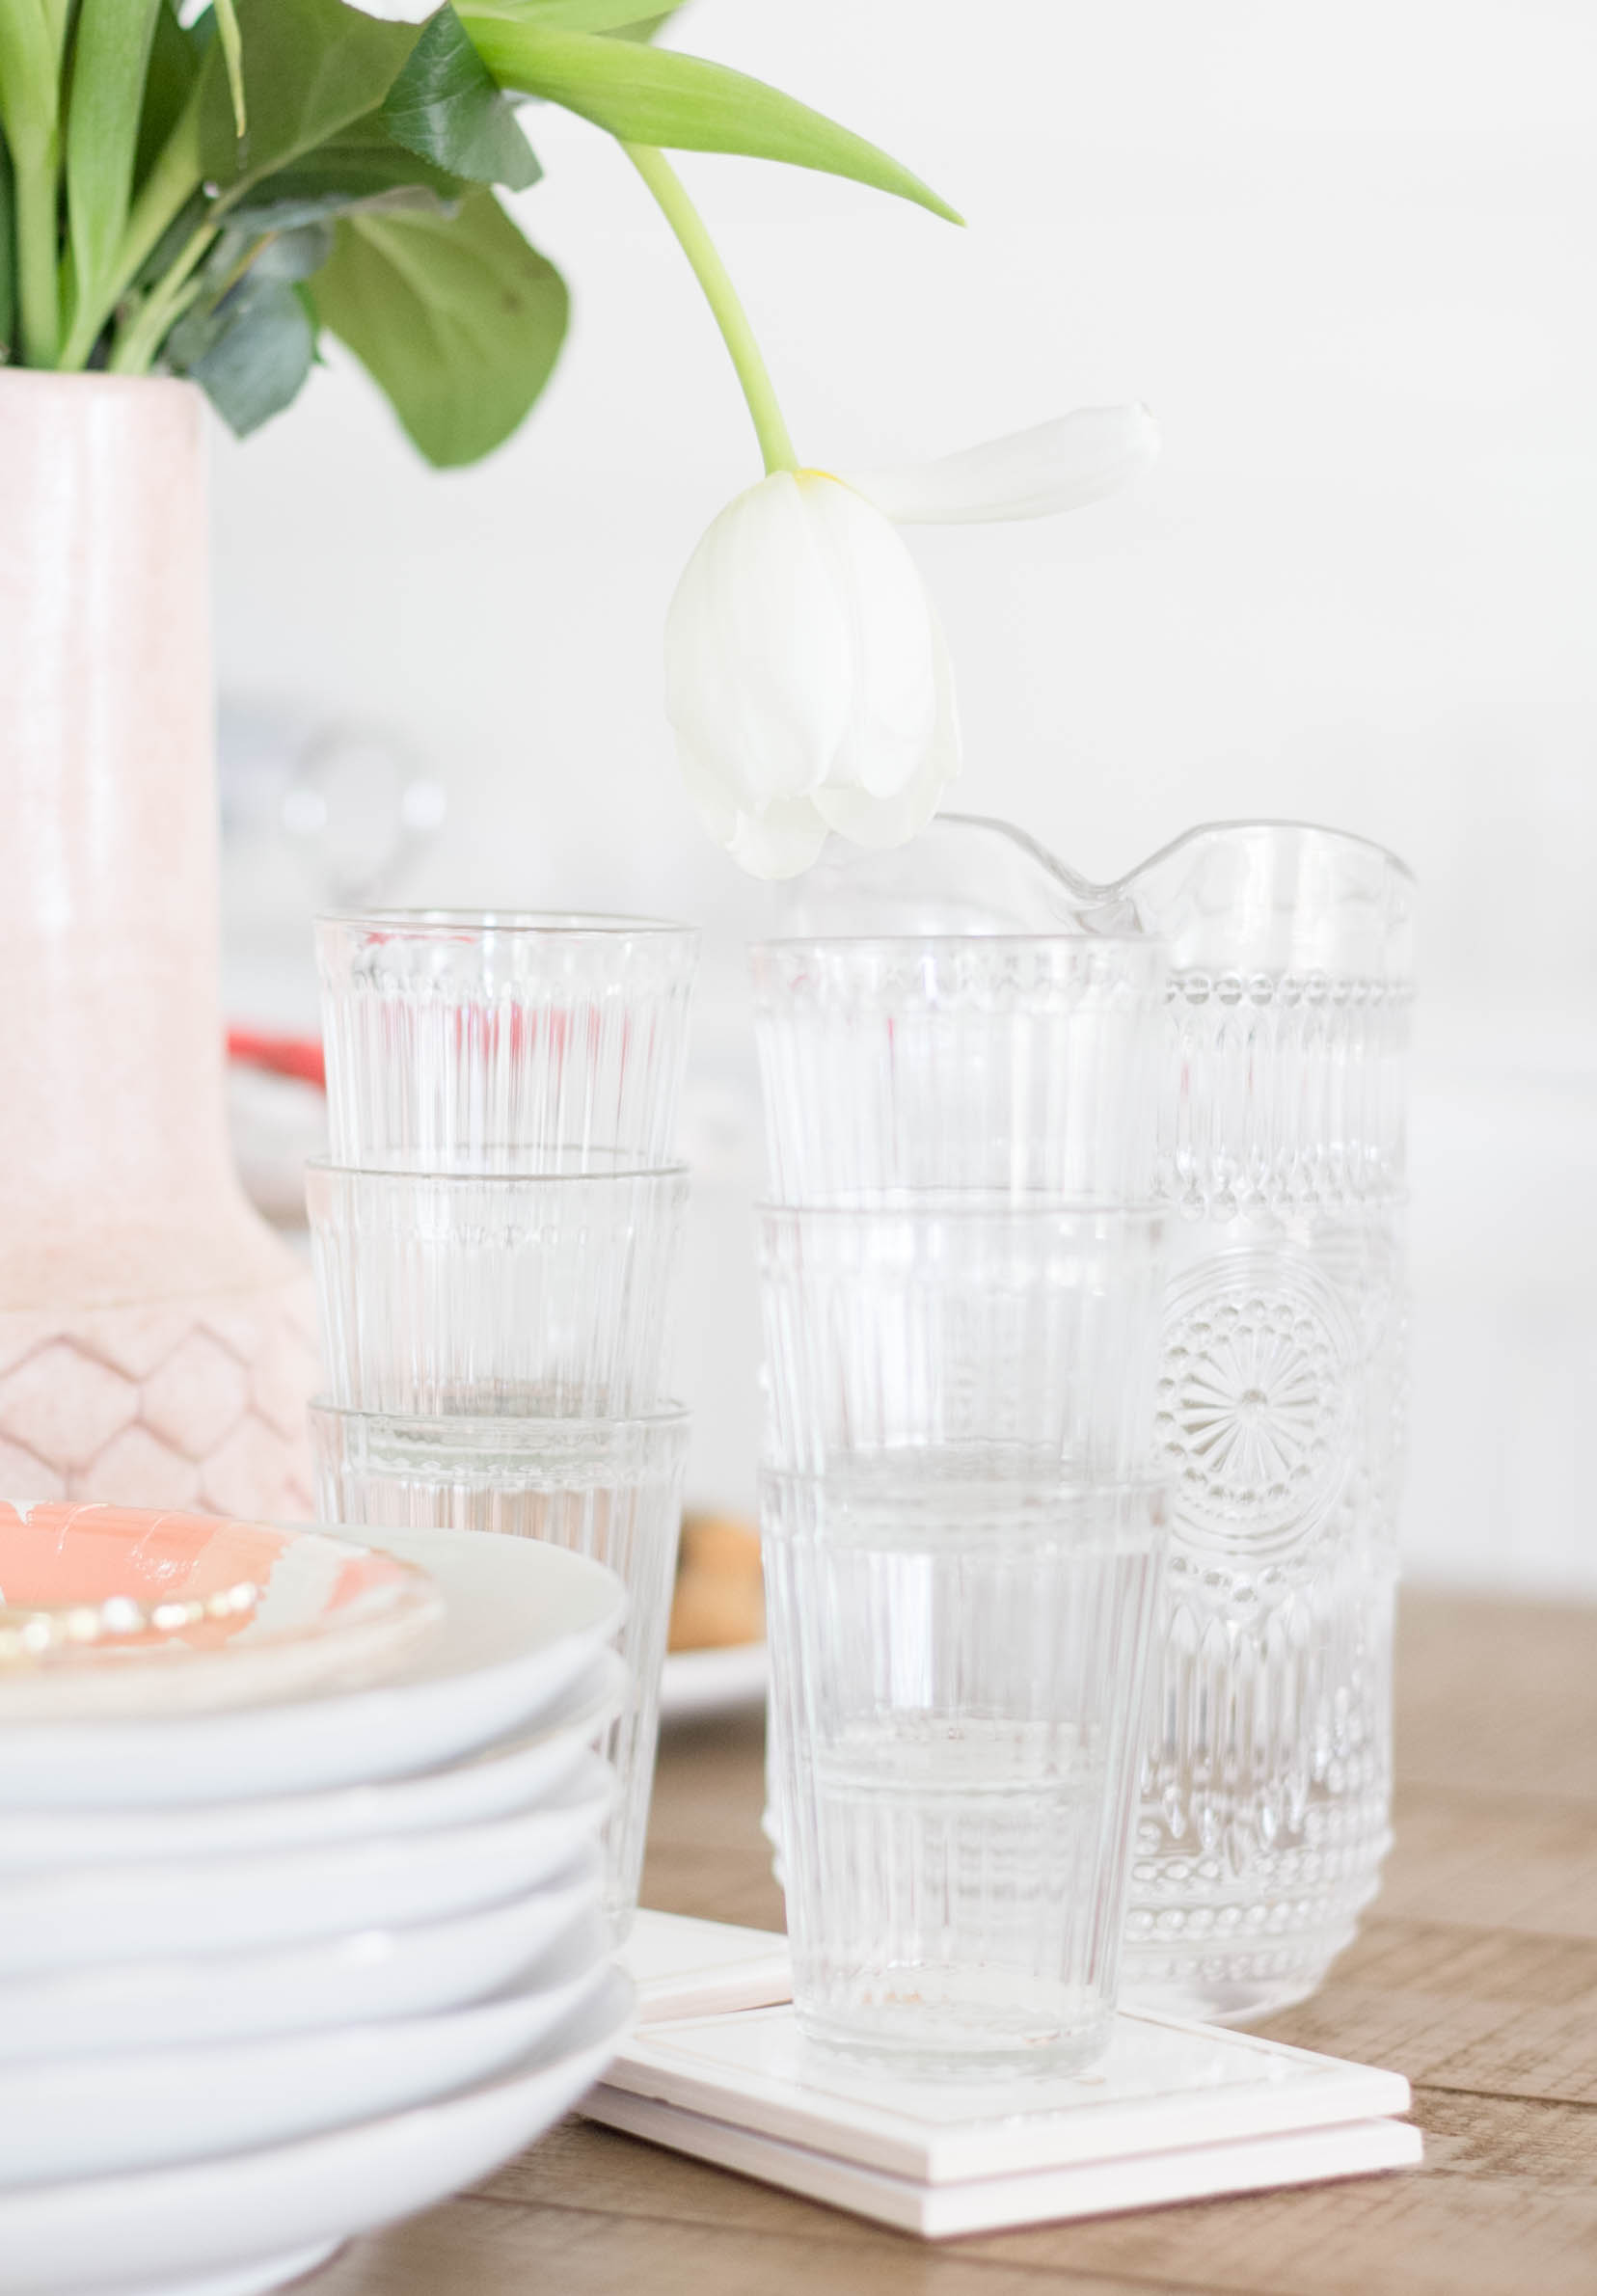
664;404;1159;879
665;469;958;879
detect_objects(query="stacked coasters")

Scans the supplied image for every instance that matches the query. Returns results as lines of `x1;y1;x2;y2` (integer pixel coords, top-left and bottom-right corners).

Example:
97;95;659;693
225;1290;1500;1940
608;1914;1421;2240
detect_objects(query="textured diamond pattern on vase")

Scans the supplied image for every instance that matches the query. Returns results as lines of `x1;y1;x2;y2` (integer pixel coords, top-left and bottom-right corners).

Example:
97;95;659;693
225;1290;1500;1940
0;1278;316;1520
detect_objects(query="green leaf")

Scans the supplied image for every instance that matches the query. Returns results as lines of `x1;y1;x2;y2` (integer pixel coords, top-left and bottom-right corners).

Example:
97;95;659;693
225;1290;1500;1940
464;0;682;29
228;116;466;229
192;219;338;306
132;186;210;291
66;0;163;317
308;187;568;467
383;6;540;191
163;219;331;431
458;16;961;222
178;273;316;435
200;0;420;202
0;127;14;359
134;4;204;188
212;0;247;138
0;0;65;363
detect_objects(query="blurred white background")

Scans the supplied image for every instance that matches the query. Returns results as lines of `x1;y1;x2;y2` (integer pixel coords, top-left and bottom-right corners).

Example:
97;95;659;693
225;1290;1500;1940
212;0;1597;1593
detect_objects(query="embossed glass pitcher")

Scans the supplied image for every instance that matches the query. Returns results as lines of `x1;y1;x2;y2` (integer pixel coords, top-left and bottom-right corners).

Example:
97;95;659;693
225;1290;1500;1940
786;817;1415;2022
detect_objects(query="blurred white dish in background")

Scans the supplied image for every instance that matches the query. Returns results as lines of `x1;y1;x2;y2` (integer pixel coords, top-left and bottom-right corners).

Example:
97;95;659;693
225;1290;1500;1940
0;1530;626;1808
0;1970;634;2296
660;1640;769;1725
0;1503;441;1722
0;1917;612;2191
0;1647;627;1870
0;1855;604;2063
227;1060;327;1229
0;1763;610;1979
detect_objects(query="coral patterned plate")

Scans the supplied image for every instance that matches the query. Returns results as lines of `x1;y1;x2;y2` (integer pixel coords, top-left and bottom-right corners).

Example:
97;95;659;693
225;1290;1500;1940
0;1503;441;1721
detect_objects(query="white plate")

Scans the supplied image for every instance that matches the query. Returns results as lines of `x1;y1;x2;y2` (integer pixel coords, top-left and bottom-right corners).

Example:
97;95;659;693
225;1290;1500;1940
0;1756;611;1977
659;1638;768;1722
0;1503;442;1721
0;1856;604;2062
0;1968;635;2296
0;1918;614;2190
0;1530;626;1808
0;1646;626;1870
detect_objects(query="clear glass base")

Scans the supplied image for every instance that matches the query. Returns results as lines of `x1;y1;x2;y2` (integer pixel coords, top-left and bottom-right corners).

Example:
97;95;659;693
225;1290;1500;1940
795;1971;1113;2082
1118;1971;1323;2027
1121;1844;1386;2032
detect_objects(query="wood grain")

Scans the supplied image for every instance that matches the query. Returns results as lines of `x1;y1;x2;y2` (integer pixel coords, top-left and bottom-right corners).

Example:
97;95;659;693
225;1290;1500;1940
311;1591;1597;2296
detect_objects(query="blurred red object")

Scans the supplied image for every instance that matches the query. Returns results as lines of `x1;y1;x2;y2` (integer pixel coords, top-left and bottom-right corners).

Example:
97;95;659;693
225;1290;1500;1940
226;1029;326;1091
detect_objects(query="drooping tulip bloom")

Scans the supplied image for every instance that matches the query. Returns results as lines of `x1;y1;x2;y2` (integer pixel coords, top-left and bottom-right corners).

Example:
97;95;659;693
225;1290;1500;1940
664;405;1158;878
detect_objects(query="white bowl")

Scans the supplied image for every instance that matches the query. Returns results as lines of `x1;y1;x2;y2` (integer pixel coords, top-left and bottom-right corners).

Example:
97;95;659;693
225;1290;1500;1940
0;1968;635;2296
0;1530;627;1808
0;1855;603;2062
0;1646;626;1870
0;1756;611;1978
0;1916;614;2190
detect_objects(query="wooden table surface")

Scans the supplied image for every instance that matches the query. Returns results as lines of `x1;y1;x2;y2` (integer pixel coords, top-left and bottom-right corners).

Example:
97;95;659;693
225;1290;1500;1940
318;1591;1597;2295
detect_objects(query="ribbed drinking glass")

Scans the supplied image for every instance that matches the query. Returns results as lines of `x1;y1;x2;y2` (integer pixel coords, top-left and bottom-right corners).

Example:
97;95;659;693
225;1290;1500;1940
751;934;1165;1205
306;1163;687;1417
310;1404;690;1931
759;1202;1167;1480
757;1202;1168;2074
317;911;697;1174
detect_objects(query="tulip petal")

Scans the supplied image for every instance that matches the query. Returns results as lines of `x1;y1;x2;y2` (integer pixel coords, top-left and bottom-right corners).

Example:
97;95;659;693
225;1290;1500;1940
725;800;832;878
846;403;1159;526
677;743;831;879
797;473;941;799
811;597;961;847
664;472;853;811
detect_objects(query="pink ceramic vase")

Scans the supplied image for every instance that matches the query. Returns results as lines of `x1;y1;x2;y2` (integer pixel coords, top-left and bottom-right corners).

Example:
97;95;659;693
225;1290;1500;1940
0;371;316;1515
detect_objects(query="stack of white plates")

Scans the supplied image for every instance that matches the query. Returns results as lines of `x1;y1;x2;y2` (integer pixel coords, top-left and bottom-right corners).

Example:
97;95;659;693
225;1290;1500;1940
0;1504;638;2296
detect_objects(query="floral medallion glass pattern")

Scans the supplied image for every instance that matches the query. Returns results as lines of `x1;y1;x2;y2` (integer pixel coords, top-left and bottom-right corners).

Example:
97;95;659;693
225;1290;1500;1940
1123;824;1414;2022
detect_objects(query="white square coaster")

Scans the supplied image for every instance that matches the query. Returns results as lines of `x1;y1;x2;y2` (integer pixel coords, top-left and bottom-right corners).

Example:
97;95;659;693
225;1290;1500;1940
619;1910;792;2021
596;2000;1413;2183
584;2086;1422;2237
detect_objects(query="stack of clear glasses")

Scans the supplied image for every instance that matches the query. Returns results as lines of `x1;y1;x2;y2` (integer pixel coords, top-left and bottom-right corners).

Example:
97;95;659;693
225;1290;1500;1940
751;932;1174;2075
307;911;699;1933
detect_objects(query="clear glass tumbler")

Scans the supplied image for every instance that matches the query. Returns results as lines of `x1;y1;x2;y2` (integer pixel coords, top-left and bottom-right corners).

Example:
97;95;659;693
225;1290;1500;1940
759;1203;1168;1481
764;1466;1168;2077
316;911;698;1173
306;1163;688;1417
751;935;1166;1205
757;1203;1169;2074
309;1404;690;1931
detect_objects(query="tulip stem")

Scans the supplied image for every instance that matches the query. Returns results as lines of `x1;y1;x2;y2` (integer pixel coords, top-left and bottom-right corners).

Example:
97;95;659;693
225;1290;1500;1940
622;142;798;477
